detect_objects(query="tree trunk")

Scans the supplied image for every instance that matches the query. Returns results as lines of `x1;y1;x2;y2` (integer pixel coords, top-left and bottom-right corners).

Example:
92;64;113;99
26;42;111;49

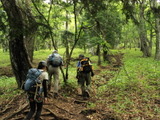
63;0;83;83
95;21;102;65
103;50;108;62
102;44;108;62
149;28;153;55
151;0;160;60
1;0;32;88
97;44;101;66
23;0;38;62
65;5;69;82
155;15;160;60
24;36;35;62
139;2;151;57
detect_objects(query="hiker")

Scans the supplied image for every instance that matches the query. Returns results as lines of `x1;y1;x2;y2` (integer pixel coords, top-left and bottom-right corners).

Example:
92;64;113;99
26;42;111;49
76;54;94;99
24;61;48;120
47;50;63;98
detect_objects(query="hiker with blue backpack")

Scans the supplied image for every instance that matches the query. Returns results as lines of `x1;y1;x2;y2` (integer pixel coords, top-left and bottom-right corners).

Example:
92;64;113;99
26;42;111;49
47;50;63;98
76;54;94;99
24;61;48;120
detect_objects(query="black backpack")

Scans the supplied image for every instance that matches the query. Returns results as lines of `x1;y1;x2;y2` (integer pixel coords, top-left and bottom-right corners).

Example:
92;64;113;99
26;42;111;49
80;58;92;73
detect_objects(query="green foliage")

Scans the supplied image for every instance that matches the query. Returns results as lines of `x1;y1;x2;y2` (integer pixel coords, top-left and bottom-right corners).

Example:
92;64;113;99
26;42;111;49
33;49;51;61
0;76;18;101
87;102;96;108
0;76;17;90
1;47;160;118
0;49;10;67
121;20;139;48
98;49;160;116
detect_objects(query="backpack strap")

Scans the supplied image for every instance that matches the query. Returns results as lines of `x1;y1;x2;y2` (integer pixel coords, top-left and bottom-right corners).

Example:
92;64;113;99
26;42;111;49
34;83;41;101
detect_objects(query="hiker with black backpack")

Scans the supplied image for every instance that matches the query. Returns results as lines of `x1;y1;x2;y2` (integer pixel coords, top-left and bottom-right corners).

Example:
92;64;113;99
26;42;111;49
24;61;48;120
76;54;94;99
47;50;63;98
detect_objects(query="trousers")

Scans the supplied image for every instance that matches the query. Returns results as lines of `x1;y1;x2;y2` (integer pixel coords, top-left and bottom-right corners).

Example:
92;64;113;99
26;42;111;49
24;101;43;120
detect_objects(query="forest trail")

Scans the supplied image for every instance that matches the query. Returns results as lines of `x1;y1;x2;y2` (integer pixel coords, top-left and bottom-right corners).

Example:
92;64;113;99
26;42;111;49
0;64;119;120
2;53;158;120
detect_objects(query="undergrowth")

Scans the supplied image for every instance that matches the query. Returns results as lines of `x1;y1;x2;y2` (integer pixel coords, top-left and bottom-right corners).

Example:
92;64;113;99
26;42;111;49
1;48;160;119
97;49;160;119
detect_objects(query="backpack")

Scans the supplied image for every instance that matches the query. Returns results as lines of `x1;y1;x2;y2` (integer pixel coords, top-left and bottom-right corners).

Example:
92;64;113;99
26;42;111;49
80;58;92;73
24;68;42;93
48;53;62;67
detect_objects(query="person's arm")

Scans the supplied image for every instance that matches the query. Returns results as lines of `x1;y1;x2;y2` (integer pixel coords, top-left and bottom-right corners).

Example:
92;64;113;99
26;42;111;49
91;68;94;77
76;61;81;79
60;56;64;66
89;61;94;77
43;79;48;97
42;72;48;97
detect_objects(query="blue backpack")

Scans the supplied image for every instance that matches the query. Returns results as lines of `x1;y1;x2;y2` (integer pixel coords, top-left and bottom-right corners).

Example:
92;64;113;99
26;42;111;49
24;68;42;92
48;53;62;67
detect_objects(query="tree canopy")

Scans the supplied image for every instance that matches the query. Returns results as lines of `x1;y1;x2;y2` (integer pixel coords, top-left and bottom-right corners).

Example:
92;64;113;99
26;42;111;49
0;0;160;87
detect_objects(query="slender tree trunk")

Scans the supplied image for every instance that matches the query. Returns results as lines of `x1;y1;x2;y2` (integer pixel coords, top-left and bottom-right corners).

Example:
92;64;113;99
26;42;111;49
96;21;102;65
63;0;83;83
1;0;32;88
97;44;101;66
65;4;69;82
31;0;57;50
103;49;108;62
149;28;153;55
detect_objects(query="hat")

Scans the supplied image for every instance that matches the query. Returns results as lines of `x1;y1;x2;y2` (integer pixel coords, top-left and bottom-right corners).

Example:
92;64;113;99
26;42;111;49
79;54;84;58
53;50;58;53
37;61;47;69
41;61;47;67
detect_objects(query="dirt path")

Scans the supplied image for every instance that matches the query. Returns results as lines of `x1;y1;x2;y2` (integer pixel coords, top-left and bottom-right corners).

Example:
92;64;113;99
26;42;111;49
0;65;119;120
0;54;123;120
0;86;117;120
2;54;159;120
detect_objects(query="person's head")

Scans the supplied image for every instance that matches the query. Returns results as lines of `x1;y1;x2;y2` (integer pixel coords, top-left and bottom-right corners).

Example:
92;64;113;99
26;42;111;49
79;54;84;60
52;50;58;54
37;61;47;69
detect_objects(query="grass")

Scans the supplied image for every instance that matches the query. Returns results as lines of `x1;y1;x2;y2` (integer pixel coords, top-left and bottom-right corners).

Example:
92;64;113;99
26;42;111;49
99;48;160;119
0;49;10;67
0;48;160;119
0;76;19;103
0;48;97;99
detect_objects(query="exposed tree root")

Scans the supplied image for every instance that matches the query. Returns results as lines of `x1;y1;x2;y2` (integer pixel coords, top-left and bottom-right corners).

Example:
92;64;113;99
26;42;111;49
44;102;75;115
0;97;16;115
43;107;69;120
1;103;28;120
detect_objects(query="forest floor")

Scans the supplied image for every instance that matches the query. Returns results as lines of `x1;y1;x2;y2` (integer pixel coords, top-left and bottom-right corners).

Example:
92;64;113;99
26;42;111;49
0;54;159;120
0;66;119;120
